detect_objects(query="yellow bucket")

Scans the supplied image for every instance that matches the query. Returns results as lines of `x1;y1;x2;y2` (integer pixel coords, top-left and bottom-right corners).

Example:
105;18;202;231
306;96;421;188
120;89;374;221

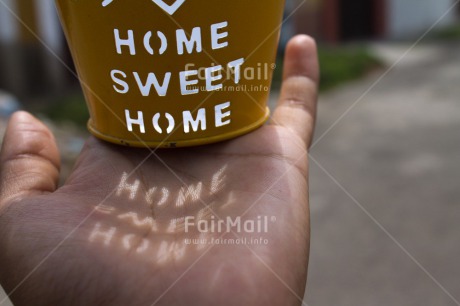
55;0;286;148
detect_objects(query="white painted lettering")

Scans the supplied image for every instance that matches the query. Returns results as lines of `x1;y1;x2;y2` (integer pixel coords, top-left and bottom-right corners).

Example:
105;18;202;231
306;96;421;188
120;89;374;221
180;70;199;95
205;65;223;91
227;58;244;84
211;21;229;50
114;29;136;55
183;109;206;133
111;69;129;94
133;72;171;96
176;27;202;55
125;110;146;134
215;102;231;127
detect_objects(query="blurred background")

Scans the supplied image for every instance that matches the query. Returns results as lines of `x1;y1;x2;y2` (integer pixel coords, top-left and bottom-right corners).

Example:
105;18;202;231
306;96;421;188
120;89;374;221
1;0;460;305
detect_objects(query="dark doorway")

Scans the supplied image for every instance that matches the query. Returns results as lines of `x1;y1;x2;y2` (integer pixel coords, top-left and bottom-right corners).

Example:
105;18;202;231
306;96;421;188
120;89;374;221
339;0;376;41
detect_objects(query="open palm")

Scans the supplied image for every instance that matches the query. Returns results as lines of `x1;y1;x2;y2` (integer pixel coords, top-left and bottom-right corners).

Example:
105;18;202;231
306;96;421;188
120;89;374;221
0;36;318;306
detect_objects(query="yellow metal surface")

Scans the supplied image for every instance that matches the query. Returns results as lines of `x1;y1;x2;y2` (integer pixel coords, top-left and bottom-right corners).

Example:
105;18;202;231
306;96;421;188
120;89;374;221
88;107;270;148
55;0;284;147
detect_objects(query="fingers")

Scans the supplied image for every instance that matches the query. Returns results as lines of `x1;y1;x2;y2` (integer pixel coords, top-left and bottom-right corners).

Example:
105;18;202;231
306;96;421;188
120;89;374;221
271;35;319;148
0;111;60;207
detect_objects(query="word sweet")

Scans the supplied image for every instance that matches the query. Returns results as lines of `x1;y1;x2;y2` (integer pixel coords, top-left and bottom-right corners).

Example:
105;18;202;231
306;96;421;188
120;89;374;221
110;58;244;97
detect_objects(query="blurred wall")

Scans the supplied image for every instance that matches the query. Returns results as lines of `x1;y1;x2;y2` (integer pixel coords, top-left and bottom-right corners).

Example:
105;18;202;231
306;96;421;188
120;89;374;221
0;0;71;100
387;0;458;39
286;0;459;42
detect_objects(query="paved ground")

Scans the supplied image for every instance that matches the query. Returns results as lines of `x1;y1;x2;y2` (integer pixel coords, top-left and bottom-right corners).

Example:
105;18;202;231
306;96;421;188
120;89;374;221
1;42;460;305
300;42;460;306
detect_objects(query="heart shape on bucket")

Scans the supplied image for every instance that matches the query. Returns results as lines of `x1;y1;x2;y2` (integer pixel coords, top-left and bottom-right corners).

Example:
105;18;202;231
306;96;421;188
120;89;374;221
151;0;186;15
102;0;186;15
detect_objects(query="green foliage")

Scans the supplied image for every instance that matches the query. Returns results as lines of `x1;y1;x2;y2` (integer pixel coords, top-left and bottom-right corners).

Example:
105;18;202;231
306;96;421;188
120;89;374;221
318;46;381;91
272;46;382;92
41;93;89;128
430;24;460;40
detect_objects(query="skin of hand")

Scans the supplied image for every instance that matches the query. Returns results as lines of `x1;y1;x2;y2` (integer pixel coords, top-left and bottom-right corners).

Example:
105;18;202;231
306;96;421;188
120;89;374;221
0;35;318;306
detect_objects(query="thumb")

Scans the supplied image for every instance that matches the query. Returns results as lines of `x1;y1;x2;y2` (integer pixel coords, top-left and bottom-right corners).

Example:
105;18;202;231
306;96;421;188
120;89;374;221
271;35;319;148
0;111;60;207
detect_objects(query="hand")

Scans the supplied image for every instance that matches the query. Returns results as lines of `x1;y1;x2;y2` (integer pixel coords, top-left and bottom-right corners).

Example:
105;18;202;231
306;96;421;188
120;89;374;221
0;35;318;306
